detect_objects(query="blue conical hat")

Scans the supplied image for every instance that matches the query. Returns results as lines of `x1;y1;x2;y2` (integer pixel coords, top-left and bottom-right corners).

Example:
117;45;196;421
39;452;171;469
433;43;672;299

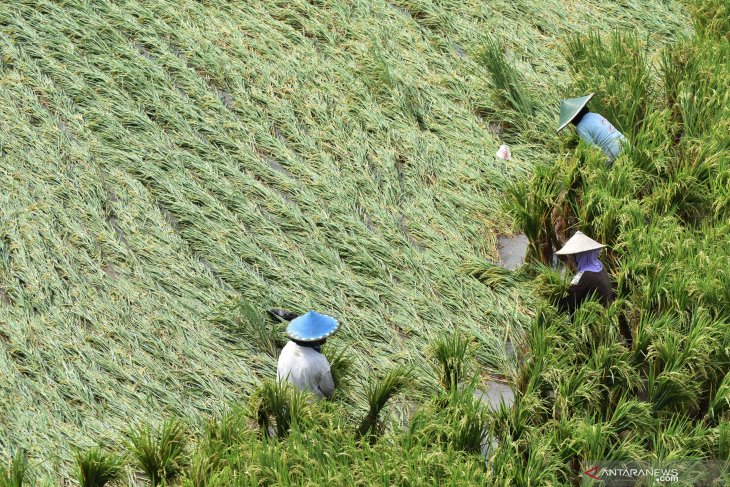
557;93;594;133
286;311;339;342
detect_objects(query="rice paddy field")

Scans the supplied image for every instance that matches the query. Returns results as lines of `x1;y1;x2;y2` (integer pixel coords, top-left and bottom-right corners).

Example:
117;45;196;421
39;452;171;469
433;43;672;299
2;0;724;484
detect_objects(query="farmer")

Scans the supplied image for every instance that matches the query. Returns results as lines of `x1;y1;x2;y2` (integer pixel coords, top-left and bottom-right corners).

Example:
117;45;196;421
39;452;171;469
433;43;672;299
276;310;339;400
555;231;614;314
557;93;627;164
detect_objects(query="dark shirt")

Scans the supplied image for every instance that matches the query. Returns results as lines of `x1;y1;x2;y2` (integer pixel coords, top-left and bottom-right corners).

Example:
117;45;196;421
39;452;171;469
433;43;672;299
557;268;614;314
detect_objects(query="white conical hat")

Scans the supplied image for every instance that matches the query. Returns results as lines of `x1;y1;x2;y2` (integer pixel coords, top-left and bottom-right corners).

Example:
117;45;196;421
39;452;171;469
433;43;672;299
555;231;605;255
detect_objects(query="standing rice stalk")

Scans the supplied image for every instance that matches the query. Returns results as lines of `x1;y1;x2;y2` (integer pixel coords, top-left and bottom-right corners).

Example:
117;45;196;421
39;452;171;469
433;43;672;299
506;163;562;265
429;332;474;392
356;366;411;443
75;447;125;487
127;418;189;486
0;451;29;487
565;29;653;140
323;344;354;392
252;380;308;439
476;36;534;123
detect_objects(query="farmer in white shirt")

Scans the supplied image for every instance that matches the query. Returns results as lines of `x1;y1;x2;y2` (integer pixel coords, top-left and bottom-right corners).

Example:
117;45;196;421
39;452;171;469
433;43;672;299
276;310;339;400
557;93;627;164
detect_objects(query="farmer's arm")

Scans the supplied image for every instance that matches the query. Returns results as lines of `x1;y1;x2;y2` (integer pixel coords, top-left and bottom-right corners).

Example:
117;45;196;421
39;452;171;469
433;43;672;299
318;368;335;400
575;123;594;146
557;277;590;314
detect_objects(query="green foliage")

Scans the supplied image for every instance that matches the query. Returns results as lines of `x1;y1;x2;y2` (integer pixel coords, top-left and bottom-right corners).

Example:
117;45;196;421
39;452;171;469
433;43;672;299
503;13;729;485
0;0;558;477
506;163;562;265
0;452;29;487
476;36;534;119
127;418;189;486
708;372;730;422
322;344;353;392
434;390;490;454
460;259;528;290
690;0;730;41
565;29;653;140
532;264;569;304
251;380;308;439
356;366;411;442
430;332;473;391
202;407;248;456
0;0;703;483
210;300;285;358
75;447;124;487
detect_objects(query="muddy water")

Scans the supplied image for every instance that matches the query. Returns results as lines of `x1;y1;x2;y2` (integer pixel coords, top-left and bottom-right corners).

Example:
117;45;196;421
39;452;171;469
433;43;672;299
497;234;528;270
475;380;516;460
474;380;515;412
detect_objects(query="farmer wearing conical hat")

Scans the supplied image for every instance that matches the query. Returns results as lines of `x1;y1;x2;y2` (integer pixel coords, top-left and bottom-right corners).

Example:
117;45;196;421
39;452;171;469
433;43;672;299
557;93;627;164
276;311;339;400
555;231;614;314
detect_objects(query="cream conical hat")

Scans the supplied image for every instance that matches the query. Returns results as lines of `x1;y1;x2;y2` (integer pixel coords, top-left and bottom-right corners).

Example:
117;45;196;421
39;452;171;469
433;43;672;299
555;231;605;255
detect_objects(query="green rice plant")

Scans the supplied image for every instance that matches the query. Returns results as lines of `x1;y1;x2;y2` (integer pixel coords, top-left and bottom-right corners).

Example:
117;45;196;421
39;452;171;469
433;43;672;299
660;34;728;144
575;418;646;470
209;299;285;358
427;389;489;454
646;361;701;415
630;313;680;366
429;332;473;391
74;447;125;487
707;372;730;423
660;39;694;126
585;343;642;406
517;307;573;397
390;0;448;31
625;110;676;179
546;417;584;469
506;163;562;265
475;35;534;122
203;408;247;453
356;366;411;443
251;380;308;439
460;260;528;290
720;423;730;461
690;0;730;41
497;392;551;457
0;0;699;481
550;367;601;421
578;187;635;248
606;395;653;437
651;414;714;461
476;35;533;116
565;29;653;140
322;344;353;392
127;418;189;486
489;431;564;485
570;300;614;346
182;452;222;487
0;451;29;487
531;264;569;304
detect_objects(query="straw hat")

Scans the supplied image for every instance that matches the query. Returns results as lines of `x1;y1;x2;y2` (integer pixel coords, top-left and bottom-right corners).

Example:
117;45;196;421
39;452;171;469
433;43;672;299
556;93;594;133
555;231;605;255
286;311;340;342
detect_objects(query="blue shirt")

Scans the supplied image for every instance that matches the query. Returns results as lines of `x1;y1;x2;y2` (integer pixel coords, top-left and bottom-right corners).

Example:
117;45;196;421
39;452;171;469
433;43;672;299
575;112;627;162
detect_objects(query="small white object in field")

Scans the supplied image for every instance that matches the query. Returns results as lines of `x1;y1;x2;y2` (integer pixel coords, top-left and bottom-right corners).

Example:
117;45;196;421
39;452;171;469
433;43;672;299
495;144;511;160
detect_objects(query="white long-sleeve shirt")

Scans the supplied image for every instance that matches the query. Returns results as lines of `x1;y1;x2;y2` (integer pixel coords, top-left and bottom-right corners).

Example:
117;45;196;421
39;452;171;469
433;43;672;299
277;341;335;400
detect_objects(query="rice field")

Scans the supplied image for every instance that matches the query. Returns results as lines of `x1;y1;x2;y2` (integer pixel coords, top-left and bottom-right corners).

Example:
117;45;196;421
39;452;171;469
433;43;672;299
0;0;693;483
